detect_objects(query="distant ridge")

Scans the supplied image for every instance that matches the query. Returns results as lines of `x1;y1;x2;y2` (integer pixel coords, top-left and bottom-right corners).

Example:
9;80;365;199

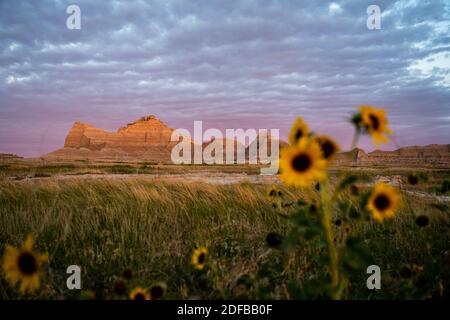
332;144;450;167
42;116;449;166
0;153;23;160
43;116;269;163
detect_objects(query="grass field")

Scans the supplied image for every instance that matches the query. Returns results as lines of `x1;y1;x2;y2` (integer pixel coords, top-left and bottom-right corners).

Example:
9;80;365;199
0;161;449;299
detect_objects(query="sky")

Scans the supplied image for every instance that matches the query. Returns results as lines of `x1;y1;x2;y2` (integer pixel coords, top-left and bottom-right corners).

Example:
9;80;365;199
0;0;449;157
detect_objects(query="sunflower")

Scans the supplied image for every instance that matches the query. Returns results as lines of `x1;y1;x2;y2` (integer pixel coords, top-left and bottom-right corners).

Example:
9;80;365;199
122;268;132;279
288;117;309;146
415;215;429;227
113;280;127;296
358;105;392;145
150;281;167;300
2;235;48;294
407;173;419;185
367;182;401;222
266;232;283;248
129;287;150;300
312;135;340;161
267;185;282;199
191;247;208;270
279;138;327;187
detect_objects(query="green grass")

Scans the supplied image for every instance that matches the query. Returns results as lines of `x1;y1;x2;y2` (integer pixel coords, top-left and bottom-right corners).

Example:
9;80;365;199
0;160;263;179
0;173;448;300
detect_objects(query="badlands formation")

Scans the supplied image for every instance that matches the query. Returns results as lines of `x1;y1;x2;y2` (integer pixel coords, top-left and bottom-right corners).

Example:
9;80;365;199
44;115;449;167
45;116;177;162
332;145;450;167
45;115;286;163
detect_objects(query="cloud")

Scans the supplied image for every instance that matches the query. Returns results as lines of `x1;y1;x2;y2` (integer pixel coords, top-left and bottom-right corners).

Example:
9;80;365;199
329;3;343;14
0;0;449;157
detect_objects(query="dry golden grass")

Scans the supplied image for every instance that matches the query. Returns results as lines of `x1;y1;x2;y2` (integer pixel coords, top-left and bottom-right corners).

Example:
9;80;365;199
0;173;448;299
1;80;449;301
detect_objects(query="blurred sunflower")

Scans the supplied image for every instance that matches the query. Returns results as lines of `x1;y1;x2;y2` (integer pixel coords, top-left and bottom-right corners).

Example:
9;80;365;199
267;185;282;199
122;268;133;279
191;247;208;270
288;117;309;146
279;139;327;187
367;182;401;222
2;235;48;294
358;105;392;145
150;281;167;300
312;135;340;160
266;232;283;248
129;287;150;300
415;215;429;227
407;173;419;185
114;280;127;296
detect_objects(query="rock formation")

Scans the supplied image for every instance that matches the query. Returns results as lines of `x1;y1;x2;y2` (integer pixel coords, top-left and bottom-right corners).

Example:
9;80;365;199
202;138;246;163
331;144;450;167
0;153;23;160
332;148;370;166
45;116;177;162
246;133;289;163
44;115;449;167
367;144;450;166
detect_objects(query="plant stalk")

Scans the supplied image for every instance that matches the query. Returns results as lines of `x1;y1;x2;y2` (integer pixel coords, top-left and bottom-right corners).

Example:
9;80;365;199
319;180;340;299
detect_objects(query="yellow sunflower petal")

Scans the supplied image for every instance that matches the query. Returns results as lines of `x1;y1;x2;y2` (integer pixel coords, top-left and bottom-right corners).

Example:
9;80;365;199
130;287;150;300
191;247;208;270
367;182;401;222
288;117;309;146
312;135;340;160
2;236;47;295
358;105;392;145
22;235;34;252
279;138;327;188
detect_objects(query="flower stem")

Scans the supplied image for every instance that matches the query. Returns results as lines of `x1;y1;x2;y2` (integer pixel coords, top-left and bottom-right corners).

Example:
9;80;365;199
319;180;340;299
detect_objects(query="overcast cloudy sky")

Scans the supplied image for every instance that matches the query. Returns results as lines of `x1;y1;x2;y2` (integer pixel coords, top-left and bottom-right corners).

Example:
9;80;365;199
0;0;449;157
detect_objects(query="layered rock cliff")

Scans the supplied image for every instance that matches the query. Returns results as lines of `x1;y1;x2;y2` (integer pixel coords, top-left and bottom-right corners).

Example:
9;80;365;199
44;115;449;167
331;145;450;167
46;116;177;162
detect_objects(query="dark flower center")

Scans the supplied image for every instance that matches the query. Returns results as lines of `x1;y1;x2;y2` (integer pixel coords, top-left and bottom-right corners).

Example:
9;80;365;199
291;153;312;172
18;252;37;275
197;253;205;264
374;194;390;211
369;114;380;130
133;293;146;300
150;285;164;299
320;141;335;159
294;129;303;142
266;232;283;248
114;281;127;296
122;269;133;279
269;189;275;197
309;204;318;214
408;174;419;185
400;266;412;279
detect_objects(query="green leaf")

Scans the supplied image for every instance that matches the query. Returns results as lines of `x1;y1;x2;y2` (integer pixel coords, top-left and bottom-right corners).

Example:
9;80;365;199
359;190;371;209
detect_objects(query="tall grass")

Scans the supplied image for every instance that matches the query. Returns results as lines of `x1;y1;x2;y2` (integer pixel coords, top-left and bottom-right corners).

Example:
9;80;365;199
0;178;448;299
